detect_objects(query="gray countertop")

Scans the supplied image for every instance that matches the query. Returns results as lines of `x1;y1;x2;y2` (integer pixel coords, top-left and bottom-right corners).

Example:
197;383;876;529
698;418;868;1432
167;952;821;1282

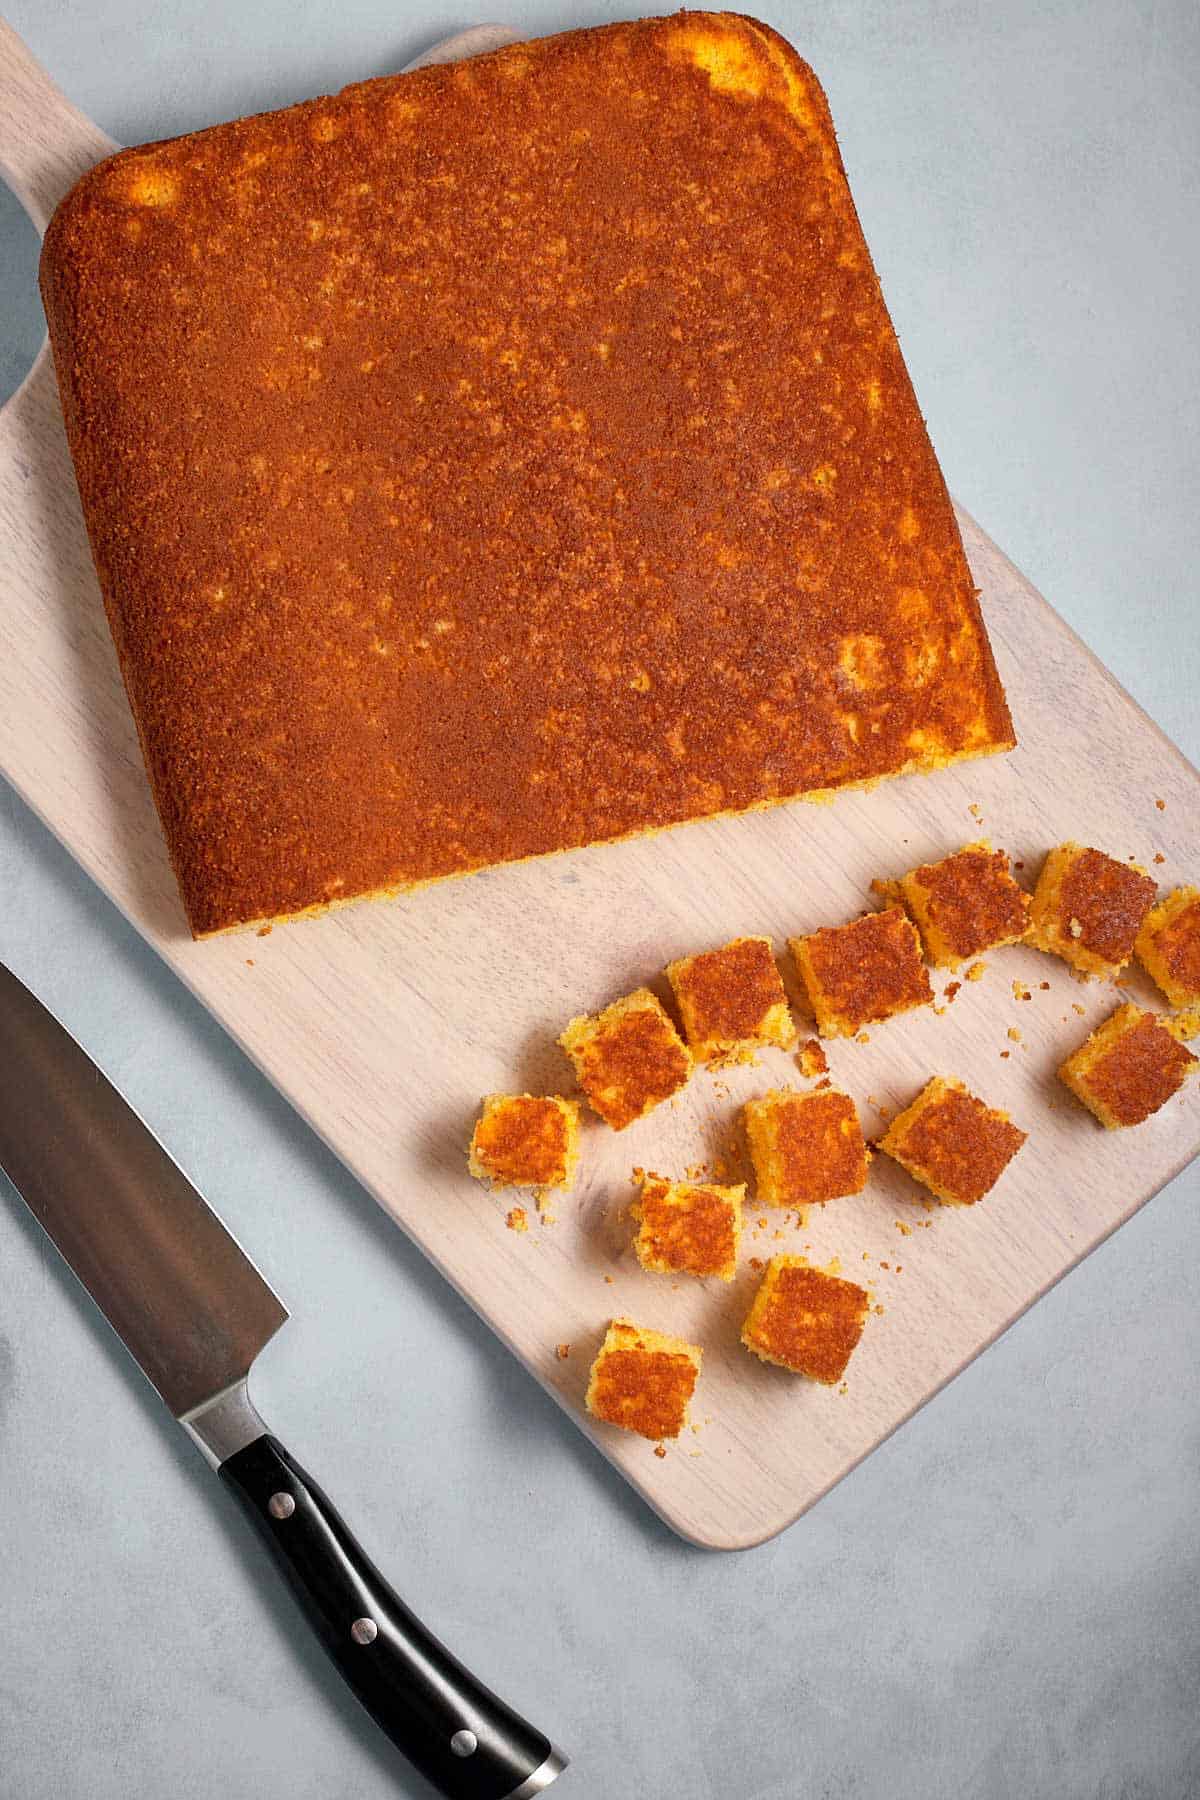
1;4;1197;1796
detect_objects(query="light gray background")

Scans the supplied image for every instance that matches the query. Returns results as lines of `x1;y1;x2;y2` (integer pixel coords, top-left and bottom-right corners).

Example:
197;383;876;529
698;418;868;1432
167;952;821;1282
2;3;1198;1796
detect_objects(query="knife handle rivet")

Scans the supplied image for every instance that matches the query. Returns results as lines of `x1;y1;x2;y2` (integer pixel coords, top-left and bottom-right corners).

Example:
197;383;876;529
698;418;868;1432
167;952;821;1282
351;1617;378;1646
268;1492;296;1521
450;1730;478;1758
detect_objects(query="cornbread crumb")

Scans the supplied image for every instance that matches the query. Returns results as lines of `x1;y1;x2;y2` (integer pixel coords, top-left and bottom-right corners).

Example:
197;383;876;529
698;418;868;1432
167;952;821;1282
1059;1003;1197;1128
741;1257;869;1382
559;988;692;1128
886;841;1030;968
1154;853;1166;865
1029;844;1156;979
791;907;931;1038
881;1076;1026;1205
743;1088;869;1212
666;936;795;1063
797;1039;829;1080
1135;887;1200;1010
944;981;962;1004
896;1220;913;1236
506;1207;528;1233
653;1444;667;1458
469;1094;580;1192
555;1343;571;1360
585;1319;701;1440
1156;798;1166;811
1007;1027;1022;1043
1012;981;1031;1002
1073;1002;1087;1016
966;961;987;981
631;1175;744;1281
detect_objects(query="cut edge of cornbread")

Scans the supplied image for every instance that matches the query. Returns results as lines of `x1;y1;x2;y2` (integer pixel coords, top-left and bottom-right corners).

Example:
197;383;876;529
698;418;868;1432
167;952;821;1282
192;739;1016;938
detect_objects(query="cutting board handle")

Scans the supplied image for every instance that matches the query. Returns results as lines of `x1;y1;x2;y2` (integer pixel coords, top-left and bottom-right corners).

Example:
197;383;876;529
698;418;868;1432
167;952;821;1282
0;19;118;235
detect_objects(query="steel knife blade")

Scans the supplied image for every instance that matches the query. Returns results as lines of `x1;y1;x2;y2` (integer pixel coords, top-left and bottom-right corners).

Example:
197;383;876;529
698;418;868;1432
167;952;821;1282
0;961;565;1800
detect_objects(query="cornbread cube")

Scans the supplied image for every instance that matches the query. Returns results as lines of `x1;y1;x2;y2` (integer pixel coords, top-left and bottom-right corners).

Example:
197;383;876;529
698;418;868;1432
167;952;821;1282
585;1318;702;1440
886;840;1030;968
1028;843;1156;979
559;988;691;1130
1058;1003;1197;1128
880;1076;1026;1205
1135;886;1200;1009
741;1257;869;1383
631;1175;743;1281
743;1088;869;1214
468;1094;580;1192
666;935;795;1063
790;906;932;1038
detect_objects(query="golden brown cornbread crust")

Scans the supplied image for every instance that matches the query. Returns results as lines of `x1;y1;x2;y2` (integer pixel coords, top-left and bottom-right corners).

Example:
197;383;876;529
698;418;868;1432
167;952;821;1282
41;12;1014;937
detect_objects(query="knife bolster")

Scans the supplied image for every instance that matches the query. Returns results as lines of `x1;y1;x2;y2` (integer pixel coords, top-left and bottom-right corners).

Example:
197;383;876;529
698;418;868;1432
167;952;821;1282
180;1376;268;1469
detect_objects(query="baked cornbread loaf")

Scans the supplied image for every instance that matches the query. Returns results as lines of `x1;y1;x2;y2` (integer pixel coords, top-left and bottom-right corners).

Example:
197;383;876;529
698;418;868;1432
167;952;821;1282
559;988;692;1129
40;13;1014;936
468;1094;580;1192
666;936;794;1064
880;1075;1026;1204
741;1257;868;1382
585;1318;702;1439
1058;1004;1197;1128
742;1087;869;1213
631;1175;743;1281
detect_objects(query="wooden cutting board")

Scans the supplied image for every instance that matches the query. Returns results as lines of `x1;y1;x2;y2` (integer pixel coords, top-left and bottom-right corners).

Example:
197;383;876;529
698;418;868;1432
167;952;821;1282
2;21;1198;1550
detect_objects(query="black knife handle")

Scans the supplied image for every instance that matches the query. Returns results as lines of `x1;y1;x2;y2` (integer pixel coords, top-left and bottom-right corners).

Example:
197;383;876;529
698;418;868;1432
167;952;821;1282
219;1434;564;1800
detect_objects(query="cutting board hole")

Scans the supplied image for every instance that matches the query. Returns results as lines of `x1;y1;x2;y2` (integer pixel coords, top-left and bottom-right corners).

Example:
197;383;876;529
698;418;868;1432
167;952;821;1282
0;185;45;407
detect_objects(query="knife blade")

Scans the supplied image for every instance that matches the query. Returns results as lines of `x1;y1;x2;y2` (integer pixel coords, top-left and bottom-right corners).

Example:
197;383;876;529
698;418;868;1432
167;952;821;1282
0;960;566;1800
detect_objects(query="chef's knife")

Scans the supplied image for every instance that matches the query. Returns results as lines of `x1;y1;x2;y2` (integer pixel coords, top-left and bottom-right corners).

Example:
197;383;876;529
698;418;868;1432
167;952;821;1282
0;960;566;1800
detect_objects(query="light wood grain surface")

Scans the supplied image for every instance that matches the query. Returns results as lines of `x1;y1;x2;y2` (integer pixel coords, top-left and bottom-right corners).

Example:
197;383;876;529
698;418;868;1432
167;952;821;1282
1;19;1197;1550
